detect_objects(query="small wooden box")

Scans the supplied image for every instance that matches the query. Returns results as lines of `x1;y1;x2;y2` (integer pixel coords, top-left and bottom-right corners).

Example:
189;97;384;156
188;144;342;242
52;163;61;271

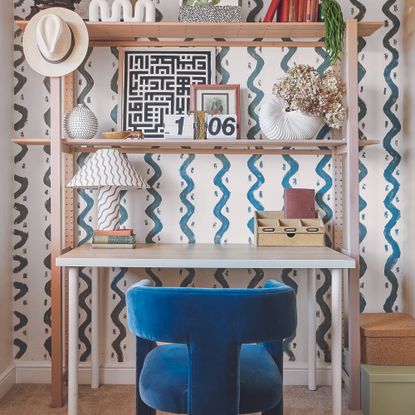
254;211;325;247
361;313;415;366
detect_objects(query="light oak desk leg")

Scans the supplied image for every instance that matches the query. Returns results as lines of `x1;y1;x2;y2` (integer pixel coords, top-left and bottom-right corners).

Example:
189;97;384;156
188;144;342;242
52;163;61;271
331;269;343;415
91;267;100;389
68;267;79;415
307;268;317;391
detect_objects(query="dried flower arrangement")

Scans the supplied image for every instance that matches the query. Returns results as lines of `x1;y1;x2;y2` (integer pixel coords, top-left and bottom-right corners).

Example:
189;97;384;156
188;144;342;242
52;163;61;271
273;64;346;130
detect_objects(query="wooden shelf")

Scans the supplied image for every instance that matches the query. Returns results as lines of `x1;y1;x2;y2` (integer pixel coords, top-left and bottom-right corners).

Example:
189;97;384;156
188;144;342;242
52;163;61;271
15;21;383;47
12;138;379;155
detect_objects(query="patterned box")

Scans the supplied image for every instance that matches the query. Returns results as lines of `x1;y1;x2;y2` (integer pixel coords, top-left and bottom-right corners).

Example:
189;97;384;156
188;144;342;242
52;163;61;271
179;6;242;23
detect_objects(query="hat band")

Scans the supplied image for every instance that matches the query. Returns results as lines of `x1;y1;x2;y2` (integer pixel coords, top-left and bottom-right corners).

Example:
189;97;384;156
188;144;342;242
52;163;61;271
38;26;75;65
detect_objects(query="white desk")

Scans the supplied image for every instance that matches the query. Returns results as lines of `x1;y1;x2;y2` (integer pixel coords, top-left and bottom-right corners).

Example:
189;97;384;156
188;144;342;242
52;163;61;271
57;244;355;415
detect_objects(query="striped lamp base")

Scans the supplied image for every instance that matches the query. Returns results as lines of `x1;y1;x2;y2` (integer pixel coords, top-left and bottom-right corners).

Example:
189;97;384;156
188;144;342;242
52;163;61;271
97;186;121;230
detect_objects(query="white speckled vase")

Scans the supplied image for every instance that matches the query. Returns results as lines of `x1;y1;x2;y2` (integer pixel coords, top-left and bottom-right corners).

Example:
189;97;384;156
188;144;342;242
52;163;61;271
64;104;99;140
259;97;324;141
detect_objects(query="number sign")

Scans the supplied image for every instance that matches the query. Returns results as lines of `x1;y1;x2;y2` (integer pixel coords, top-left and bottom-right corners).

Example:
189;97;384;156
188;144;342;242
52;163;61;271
206;114;238;140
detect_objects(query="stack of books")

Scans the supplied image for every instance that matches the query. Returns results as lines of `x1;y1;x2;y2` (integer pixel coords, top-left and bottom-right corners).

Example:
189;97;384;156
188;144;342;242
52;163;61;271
264;0;320;23
92;229;136;249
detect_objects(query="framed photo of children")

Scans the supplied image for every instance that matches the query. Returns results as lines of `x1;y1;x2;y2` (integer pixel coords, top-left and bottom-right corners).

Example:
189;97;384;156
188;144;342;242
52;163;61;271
190;84;241;139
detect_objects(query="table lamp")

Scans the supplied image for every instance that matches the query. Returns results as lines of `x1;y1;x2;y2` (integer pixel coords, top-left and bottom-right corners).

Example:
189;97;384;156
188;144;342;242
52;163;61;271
67;149;149;230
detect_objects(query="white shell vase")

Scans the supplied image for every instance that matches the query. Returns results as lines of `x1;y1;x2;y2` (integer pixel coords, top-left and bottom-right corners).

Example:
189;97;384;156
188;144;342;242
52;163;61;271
64;104;98;140
259;97;324;141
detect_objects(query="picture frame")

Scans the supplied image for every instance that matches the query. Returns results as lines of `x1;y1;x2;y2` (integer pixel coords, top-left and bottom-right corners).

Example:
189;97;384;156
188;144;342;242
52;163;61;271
118;47;216;139
190;84;241;138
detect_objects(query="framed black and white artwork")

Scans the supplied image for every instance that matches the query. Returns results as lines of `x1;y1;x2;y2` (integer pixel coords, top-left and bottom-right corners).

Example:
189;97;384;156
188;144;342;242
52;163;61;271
119;48;216;139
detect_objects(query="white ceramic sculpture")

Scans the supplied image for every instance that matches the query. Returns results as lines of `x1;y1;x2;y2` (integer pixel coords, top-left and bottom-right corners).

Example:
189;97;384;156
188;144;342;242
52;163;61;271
89;0;111;22
64;104;98;140
259;97;324;141
89;0;156;22
111;0;134;22
135;0;156;22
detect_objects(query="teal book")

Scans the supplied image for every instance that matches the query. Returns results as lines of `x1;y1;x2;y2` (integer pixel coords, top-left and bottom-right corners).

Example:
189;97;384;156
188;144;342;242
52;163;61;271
92;235;136;244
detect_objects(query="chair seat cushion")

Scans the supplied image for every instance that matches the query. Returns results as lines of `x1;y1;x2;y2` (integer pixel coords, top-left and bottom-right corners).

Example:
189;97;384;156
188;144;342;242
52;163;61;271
139;344;283;414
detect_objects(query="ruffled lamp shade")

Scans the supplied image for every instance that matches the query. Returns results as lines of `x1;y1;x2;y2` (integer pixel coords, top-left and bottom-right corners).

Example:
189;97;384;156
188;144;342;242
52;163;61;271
67;149;149;231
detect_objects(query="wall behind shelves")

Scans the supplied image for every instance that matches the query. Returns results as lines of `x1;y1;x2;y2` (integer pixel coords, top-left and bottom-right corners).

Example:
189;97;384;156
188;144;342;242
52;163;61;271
11;0;404;378
403;0;415;317
0;0;14;397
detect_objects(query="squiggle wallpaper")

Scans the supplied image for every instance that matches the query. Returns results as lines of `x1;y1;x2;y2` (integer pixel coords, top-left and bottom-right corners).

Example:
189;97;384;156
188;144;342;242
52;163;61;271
13;0;402;374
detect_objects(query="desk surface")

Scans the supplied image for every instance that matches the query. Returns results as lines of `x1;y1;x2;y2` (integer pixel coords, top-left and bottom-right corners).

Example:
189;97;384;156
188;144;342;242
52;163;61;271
57;244;355;269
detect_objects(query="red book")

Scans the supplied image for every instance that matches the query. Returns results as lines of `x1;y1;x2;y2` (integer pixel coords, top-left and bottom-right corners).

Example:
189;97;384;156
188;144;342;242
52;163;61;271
297;0;306;22
305;0;312;22
284;189;317;219
310;0;317;22
288;0;296;22
277;0;290;22
94;229;134;237
264;0;281;22
314;0;320;22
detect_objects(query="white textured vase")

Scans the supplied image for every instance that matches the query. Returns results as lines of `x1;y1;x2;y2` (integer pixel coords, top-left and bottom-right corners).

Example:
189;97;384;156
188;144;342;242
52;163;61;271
64;105;98;140
259;97;324;141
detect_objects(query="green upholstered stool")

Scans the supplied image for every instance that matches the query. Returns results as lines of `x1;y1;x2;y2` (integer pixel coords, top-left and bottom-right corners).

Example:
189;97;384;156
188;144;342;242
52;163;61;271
361;364;415;415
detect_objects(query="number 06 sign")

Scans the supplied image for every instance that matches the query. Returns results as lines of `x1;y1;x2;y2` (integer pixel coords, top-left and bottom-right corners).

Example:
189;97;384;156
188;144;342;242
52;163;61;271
206;114;238;140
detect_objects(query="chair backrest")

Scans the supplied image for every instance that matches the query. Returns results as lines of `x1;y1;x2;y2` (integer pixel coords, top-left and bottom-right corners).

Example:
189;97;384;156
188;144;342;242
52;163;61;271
126;279;296;415
127;279;296;346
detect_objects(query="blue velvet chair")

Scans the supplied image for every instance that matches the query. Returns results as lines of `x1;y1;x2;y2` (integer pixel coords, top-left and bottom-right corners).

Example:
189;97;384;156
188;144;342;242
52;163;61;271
126;279;297;415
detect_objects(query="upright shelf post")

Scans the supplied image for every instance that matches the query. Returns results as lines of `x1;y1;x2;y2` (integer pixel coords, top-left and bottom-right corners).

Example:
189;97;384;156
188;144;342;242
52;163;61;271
345;19;361;410
50;76;64;408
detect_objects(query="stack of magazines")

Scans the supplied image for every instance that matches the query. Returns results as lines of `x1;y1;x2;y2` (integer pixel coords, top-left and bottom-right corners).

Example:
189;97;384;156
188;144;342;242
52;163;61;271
92;229;136;249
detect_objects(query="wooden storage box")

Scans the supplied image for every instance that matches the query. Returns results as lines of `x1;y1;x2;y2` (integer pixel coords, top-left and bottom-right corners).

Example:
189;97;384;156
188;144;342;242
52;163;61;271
361;313;415;366
254;211;325;247
361;364;415;415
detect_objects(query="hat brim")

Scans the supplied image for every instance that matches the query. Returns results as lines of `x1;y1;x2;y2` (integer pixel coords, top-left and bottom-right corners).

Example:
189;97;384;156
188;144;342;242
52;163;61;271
23;7;89;77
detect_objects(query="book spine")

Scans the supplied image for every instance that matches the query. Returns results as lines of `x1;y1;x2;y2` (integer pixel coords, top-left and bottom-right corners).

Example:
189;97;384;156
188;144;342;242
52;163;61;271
93;236;136;244
277;0;290;22
288;0;296;22
263;0;281;22
92;243;136;249
94;229;133;237
305;0;312;22
297;0;306;22
310;0;317;22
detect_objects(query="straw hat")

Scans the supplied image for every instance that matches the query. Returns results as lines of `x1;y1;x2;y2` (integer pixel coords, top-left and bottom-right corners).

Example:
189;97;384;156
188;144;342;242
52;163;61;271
23;7;89;77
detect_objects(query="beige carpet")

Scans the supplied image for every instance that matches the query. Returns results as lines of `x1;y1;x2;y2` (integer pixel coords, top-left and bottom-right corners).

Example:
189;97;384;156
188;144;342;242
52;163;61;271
0;384;362;415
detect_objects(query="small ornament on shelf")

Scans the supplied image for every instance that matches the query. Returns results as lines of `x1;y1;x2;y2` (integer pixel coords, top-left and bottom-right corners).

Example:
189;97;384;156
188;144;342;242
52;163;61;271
64;104;98;140
89;0;156;22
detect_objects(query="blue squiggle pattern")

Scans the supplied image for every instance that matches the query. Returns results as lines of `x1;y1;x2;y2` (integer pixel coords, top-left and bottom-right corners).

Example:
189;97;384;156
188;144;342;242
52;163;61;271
213;155;231;244
247;155;265;234
179;154;195;244
111;267;127;362
247;47;264;138
110;47;119;124
382;1;401;312
352;0;369;312
246;0;263;22
144;154;163;243
13;16;29;360
216;42;230;85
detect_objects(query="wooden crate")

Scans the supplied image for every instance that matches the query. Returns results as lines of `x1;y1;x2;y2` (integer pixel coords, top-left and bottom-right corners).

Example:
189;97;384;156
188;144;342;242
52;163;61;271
361;313;415;366
254;211;325;247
